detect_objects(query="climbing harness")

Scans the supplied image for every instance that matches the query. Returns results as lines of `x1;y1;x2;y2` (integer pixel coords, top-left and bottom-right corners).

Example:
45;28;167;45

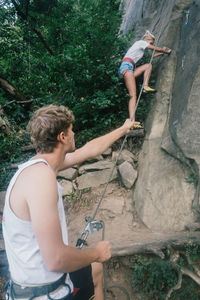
5;274;72;300
76;24;167;299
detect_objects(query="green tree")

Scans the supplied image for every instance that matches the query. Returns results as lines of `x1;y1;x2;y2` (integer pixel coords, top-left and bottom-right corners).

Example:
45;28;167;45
0;0;132;145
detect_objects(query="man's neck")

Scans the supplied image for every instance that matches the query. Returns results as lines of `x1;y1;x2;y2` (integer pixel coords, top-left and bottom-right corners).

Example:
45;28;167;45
33;148;65;174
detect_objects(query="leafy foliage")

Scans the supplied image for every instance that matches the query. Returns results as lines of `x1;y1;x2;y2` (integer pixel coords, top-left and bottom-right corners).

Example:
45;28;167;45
0;0;135;143
170;277;200;300
132;255;177;299
132;243;200;300
0;0;152;189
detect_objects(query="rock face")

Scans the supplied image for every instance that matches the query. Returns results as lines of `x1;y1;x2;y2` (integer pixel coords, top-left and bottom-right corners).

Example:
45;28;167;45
120;0;200;231
118;161;137;189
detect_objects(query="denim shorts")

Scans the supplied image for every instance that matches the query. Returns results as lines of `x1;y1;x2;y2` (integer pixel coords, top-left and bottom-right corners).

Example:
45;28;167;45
118;61;135;76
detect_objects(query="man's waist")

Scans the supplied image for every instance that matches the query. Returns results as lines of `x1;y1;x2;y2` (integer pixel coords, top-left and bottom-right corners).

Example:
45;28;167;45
8;273;72;299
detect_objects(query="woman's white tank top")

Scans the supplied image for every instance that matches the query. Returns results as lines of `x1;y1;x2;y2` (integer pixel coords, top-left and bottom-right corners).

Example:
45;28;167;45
2;159;73;297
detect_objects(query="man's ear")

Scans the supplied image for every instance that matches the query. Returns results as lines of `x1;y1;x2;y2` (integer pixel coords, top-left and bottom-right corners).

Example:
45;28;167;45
57;131;66;143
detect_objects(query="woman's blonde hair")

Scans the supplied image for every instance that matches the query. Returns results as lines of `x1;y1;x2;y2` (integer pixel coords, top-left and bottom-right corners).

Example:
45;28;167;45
143;30;155;41
28;104;74;153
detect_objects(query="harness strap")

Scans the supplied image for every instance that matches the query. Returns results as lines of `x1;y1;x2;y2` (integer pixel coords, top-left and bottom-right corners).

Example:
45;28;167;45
6;273;72;299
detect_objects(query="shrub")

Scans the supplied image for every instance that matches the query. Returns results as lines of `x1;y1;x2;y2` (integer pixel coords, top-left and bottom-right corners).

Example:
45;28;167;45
132;255;177;300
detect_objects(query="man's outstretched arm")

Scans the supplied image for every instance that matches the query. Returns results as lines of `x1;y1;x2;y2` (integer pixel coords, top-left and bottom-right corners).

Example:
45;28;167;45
61;119;137;170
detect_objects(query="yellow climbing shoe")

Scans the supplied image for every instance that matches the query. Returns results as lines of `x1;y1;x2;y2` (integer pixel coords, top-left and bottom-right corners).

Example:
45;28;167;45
134;123;143;129
132;122;143;129
143;86;156;93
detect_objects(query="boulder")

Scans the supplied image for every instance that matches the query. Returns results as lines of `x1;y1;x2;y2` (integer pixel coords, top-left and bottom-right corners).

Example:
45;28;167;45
112;149;136;165
79;161;115;175
118;161;138;189
102;148;112;157
76;169;117;190
58;168;78;181
59;180;73;195
85;155;104;163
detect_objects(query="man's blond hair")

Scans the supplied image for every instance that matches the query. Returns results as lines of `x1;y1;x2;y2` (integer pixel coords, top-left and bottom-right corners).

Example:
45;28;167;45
28;104;74;153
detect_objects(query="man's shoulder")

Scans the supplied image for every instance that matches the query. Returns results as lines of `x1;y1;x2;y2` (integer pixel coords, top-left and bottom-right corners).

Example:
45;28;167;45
20;162;56;185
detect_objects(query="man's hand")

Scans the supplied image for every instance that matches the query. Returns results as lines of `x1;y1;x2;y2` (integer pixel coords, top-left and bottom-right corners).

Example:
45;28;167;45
121;119;141;134
94;241;111;263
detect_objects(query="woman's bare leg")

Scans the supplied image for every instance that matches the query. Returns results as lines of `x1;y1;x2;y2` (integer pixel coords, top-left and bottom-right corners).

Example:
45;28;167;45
133;63;152;88
123;63;153;119
123;72;137;120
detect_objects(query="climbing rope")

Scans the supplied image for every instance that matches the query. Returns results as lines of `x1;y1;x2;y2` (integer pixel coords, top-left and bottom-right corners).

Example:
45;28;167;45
77;23;167;299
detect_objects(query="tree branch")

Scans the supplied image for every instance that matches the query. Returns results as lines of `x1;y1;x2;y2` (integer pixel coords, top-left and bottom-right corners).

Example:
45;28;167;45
179;250;200;277
0;75;33;103
166;245;200;299
165;269;182;300
11;0;55;56
180;265;200;285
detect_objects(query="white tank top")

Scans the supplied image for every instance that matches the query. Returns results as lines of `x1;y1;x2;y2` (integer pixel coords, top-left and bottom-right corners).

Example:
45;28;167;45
2;159;73;298
124;40;149;63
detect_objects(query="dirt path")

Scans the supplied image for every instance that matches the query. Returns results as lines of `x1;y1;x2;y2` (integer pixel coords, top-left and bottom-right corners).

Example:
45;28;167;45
65;182;148;300
65;181;200;300
66;182;148;246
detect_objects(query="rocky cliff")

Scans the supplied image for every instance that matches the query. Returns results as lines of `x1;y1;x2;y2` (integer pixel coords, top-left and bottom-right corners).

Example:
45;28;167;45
120;0;200;232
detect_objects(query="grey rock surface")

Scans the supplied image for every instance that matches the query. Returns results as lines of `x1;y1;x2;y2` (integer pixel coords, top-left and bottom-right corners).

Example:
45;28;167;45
85;155;104;163
112;149;137;165
59;180;74;195
76;169;117;190
58;168;78;181
79;161;115;175
120;0;199;231
102;148;112;157
118;161;138;189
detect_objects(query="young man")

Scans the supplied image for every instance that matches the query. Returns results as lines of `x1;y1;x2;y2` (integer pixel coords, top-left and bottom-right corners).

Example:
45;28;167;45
118;30;172;121
2;104;137;300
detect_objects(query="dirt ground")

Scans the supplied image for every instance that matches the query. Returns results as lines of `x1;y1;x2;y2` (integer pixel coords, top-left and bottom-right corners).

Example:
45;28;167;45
65;181;147;300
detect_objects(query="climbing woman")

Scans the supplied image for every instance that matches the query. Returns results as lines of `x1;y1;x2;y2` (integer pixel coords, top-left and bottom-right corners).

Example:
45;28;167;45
119;30;171;121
